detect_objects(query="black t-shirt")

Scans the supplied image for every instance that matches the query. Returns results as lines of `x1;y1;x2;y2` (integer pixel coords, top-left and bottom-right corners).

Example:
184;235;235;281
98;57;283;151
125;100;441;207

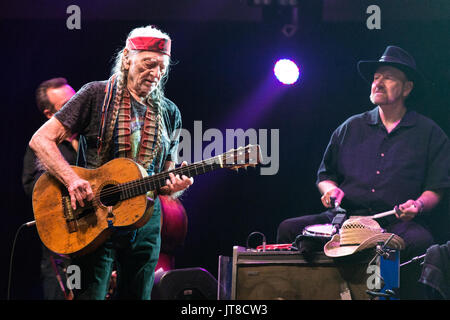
22;141;77;198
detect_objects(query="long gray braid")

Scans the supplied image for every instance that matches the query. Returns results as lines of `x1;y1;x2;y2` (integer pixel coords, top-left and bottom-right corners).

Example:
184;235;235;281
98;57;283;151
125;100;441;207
98;65;127;165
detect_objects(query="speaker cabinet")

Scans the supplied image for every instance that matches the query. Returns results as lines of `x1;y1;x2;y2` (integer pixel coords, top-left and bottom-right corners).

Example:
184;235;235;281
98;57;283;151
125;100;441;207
152;267;218;300
230;246;397;300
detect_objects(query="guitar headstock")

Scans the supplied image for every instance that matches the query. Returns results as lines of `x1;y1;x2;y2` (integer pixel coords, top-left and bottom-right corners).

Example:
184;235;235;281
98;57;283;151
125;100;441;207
222;144;263;170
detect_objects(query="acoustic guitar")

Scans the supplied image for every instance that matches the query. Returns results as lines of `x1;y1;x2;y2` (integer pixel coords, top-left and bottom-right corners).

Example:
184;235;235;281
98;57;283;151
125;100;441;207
32;145;261;256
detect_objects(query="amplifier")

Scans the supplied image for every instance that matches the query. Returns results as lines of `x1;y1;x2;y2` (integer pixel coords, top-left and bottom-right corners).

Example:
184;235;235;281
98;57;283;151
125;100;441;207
225;246;399;300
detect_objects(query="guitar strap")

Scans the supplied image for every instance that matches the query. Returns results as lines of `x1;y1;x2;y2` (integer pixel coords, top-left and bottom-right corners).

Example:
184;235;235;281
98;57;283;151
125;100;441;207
97;75;117;156
116;89;132;157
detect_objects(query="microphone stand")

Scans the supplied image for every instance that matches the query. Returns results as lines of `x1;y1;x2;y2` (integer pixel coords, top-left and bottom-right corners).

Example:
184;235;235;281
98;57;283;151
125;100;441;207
365;234;398;300
368;234;395;266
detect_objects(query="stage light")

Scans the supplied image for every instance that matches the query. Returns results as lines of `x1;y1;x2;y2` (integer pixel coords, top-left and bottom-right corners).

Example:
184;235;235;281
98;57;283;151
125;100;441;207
273;59;299;85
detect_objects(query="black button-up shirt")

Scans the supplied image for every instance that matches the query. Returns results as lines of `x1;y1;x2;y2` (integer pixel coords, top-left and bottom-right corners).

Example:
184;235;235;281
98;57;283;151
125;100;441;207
317;107;450;216
22;141;77;198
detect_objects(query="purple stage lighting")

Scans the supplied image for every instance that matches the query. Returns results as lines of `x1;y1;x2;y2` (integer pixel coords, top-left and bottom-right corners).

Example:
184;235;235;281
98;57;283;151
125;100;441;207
273;59;299;85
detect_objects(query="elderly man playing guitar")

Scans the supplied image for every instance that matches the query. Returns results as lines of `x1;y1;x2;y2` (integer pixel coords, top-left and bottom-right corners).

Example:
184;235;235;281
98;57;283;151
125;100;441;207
30;25;192;300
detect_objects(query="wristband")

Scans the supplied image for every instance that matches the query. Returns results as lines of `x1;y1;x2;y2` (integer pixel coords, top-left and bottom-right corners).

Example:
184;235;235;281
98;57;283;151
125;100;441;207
415;199;424;213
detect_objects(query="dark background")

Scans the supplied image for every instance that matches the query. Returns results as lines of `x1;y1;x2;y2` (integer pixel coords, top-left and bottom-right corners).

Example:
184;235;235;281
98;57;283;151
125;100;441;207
1;0;449;299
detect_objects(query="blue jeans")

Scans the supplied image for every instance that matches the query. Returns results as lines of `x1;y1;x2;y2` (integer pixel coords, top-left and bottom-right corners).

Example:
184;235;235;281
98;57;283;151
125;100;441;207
72;199;162;300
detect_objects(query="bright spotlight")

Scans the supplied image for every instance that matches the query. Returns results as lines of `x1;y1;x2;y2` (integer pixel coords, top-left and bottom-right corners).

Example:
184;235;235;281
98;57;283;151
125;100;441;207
273;59;299;85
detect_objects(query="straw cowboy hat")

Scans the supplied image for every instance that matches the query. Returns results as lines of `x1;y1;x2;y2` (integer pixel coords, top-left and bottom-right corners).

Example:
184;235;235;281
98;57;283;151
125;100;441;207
324;217;405;258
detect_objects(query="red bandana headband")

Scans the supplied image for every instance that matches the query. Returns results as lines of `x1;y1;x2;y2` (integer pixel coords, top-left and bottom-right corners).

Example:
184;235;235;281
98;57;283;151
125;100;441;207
126;36;171;56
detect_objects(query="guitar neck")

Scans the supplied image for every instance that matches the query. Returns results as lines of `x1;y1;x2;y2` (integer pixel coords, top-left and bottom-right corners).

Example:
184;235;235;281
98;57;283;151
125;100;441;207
119;155;224;200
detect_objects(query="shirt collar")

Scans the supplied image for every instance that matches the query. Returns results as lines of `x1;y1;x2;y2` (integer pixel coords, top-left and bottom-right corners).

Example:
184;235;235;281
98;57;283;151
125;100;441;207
365;106;418;127
366;107;380;125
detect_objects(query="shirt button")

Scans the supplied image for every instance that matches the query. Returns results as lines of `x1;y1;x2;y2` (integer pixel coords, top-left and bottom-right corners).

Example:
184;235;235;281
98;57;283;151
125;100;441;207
380;153;385;157
376;170;380;175
371;189;375;193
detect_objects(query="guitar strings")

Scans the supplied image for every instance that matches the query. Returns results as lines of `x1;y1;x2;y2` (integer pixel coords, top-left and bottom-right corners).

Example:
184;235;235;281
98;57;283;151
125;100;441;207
105;153;231;197
120;156;224;189
71;153;235;208
68;156;228;213
67;150;253;213
118;151;253;195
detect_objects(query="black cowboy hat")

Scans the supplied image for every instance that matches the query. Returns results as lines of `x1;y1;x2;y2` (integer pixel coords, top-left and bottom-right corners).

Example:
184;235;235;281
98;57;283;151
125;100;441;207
357;45;425;96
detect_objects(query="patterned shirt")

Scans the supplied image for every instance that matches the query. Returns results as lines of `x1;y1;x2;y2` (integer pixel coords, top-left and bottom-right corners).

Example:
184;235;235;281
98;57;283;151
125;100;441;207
55;80;182;176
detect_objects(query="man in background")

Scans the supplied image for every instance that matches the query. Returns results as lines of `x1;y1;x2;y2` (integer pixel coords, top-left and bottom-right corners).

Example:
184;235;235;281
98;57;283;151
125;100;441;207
22;77;77;299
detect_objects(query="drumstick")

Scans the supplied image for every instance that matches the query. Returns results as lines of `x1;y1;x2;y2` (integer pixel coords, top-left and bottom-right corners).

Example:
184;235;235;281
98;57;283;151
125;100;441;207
369;206;401;219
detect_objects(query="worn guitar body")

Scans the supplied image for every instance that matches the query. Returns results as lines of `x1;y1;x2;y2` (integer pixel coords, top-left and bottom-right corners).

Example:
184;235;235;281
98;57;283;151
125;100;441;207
32;158;154;257
32;144;262;257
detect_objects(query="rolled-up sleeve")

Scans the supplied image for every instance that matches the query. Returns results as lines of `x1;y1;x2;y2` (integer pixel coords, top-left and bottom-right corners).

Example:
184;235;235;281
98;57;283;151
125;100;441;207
317;128;342;185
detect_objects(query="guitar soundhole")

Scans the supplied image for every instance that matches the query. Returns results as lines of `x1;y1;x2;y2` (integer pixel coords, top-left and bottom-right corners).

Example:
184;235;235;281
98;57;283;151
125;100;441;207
99;184;121;207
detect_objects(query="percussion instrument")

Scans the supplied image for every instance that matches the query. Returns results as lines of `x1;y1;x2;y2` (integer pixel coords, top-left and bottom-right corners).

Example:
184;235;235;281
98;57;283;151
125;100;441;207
302;223;334;239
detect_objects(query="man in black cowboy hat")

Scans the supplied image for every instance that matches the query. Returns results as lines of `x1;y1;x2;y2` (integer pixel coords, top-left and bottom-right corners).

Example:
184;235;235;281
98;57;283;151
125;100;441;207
277;45;450;298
